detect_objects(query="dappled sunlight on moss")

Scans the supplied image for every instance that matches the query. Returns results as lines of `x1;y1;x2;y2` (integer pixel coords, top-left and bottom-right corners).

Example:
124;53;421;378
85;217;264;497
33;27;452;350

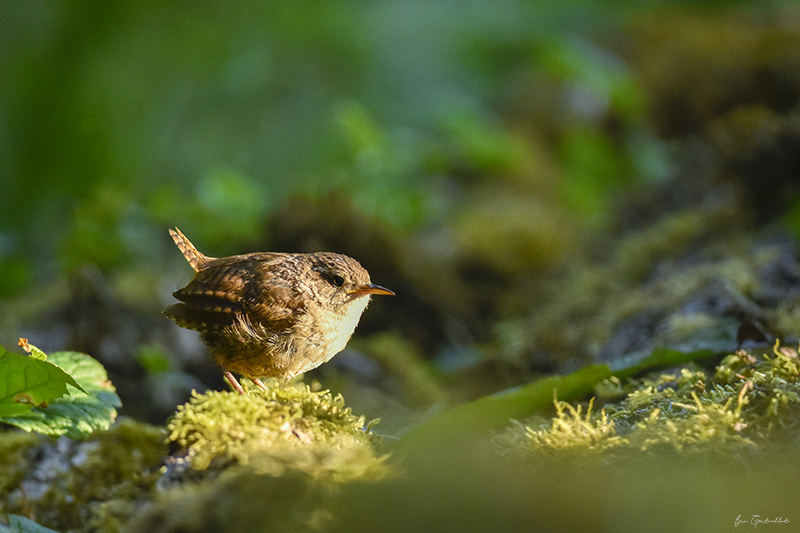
494;342;800;459
497;398;625;457
166;381;389;480
134;384;392;532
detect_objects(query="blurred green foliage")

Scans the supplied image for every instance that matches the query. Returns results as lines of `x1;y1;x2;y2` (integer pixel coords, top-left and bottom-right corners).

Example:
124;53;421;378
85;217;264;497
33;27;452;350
0;0;695;295
3;0;800;420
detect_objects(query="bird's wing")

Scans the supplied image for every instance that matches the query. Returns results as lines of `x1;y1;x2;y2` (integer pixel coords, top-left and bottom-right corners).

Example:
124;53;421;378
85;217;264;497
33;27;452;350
165;253;304;333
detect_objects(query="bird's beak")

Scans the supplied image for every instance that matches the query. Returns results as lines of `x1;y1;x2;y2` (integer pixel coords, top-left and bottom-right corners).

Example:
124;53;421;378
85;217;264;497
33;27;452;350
349;283;395;297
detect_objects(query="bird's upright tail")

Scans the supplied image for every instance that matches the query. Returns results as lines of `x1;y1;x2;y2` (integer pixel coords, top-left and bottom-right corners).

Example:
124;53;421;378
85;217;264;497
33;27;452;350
169;227;213;272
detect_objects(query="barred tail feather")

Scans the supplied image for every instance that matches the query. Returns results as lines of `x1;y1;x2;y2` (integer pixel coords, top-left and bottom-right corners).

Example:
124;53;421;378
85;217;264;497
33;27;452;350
170;227;213;272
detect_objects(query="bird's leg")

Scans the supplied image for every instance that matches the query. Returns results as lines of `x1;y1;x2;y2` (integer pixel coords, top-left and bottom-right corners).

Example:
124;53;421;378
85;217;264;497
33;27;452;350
223;369;246;394
251;378;269;392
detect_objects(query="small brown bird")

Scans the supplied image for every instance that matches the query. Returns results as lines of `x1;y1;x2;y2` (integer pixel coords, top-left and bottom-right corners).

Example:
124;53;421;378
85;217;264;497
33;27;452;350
164;227;394;394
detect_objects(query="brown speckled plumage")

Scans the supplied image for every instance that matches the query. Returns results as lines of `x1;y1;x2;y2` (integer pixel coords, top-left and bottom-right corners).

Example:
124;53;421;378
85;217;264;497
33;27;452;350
164;228;393;393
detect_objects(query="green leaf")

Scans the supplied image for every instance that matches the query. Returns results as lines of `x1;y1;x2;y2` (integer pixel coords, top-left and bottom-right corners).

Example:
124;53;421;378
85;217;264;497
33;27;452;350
7;514;61;533
24;342;48;361
0;347;83;419
1;348;121;438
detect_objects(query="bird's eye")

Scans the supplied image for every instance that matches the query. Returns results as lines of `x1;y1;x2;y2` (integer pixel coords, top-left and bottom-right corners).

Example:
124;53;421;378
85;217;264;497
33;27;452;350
330;275;345;287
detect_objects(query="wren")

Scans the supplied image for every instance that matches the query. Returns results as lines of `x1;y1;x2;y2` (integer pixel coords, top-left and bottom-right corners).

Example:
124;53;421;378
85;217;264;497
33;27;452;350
163;227;394;394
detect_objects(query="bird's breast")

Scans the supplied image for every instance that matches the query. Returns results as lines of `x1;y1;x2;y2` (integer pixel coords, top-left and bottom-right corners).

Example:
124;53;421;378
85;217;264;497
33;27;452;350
310;296;371;360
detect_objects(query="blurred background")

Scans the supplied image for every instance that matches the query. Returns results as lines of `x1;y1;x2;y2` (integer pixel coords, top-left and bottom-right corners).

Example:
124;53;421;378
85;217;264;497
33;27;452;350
3;0;800;429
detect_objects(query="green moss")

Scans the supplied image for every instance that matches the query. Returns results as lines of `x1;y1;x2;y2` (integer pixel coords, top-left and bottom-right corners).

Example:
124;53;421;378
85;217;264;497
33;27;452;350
1;418;165;533
41;419;164;532
501;202;783;367
498;398;625;458
0;431;40;515
166;382;388;480
141;384;391;532
494;342;800;459
127;464;336;533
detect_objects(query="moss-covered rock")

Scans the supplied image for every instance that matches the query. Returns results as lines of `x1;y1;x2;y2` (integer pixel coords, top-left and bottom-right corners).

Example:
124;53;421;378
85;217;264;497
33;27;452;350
165;382;388;480
121;383;391;533
1;418;166;533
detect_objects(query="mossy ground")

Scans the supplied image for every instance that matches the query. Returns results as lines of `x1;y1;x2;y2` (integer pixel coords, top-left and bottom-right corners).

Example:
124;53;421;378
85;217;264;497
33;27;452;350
0;418;166;533
1;383;390;533
2;349;798;532
493;341;800;460
130;383;390;532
